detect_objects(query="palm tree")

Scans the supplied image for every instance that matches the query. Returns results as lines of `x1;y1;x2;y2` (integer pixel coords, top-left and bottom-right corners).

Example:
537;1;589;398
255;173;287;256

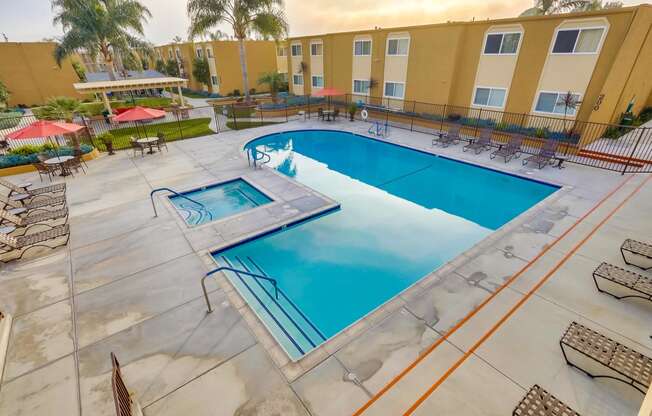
51;0;152;81
520;0;589;16
187;0;288;103
573;0;623;11
258;71;285;101
34;97;89;150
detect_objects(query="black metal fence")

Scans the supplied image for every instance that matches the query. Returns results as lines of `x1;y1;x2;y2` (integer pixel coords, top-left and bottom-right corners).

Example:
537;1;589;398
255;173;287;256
1;93;650;174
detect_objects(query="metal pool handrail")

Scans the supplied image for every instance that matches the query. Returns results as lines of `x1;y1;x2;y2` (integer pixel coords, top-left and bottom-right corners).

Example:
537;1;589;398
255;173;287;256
201;266;279;313
150;187;211;219
246;147;271;168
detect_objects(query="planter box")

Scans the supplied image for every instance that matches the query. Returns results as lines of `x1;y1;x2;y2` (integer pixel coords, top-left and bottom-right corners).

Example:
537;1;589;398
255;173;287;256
0;148;101;177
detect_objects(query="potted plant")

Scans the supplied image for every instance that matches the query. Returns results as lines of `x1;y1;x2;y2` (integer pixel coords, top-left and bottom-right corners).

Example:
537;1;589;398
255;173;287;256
97;132;115;155
348;103;357;121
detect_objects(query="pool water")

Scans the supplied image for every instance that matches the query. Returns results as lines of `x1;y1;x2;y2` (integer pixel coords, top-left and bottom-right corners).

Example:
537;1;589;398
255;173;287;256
214;130;558;359
170;179;272;225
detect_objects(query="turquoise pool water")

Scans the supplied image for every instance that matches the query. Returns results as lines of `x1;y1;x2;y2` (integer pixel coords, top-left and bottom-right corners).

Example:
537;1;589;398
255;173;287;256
170;179;272;225
214;130;558;359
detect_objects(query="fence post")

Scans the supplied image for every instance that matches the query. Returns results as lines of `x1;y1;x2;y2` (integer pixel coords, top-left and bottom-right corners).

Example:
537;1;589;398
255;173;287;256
621;127;646;175
176;109;184;139
231;104;237;130
410;100;416;132
475;108;483;137
440;104;447;133
260;102;264;125
308;95;311;119
285;98;289;123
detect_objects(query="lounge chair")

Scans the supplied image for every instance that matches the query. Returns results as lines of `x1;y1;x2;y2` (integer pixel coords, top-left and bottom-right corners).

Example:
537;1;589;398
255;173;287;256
523;140;559;169
490;134;524;163
513;385;580;416
0;193;66;211
463;129;493;154
560;321;651;394
620;239;652;270
1;207;68;229
432;126;461;147
0;177;65;197
592;262;651;303
0;224;70;262
156;132;169;152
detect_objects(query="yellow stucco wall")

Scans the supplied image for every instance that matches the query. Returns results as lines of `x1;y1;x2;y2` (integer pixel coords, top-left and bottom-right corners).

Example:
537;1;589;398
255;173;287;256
0;42;83;106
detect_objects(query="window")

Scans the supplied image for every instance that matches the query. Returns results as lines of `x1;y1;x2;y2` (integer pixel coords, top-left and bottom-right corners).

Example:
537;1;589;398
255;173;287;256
552;28;604;53
311;75;324;88
211;75;218;86
291;44;302;56
354;40;371;56
311;43;322;56
293;74;304;85
535;91;581;115
484;32;521;54
196;48;203;58
175;49;181;59
387;38;409;56
384;82;405;99
277;46;287;57
168;50;173;59
473;87;507;108
207;48;213;58
353;79;371;94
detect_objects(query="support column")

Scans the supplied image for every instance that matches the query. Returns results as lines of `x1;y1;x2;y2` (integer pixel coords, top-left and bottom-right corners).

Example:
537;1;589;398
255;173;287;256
101;91;112;113
176;84;185;107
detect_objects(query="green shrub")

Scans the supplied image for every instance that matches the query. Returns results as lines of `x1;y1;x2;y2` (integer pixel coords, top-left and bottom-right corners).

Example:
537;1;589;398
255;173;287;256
96;132;114;144
8;143;56;156
80;102;107;117
637;106;652;124
603;126;622;139
0;111;22;129
534;128;549;138
0;144;93;169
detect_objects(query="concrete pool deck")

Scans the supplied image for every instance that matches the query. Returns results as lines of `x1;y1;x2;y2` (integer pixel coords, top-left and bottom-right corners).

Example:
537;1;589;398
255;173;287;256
0;119;649;416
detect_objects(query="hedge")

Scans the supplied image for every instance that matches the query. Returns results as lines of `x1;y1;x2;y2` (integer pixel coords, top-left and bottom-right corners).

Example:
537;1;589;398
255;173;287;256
0;144;94;169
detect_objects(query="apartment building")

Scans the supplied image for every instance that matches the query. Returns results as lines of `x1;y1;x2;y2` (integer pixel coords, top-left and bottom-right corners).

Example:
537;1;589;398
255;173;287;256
285;5;652;125
153;40;279;96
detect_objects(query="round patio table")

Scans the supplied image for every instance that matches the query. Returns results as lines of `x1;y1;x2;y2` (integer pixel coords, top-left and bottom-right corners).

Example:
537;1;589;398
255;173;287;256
136;137;159;154
44;156;75;177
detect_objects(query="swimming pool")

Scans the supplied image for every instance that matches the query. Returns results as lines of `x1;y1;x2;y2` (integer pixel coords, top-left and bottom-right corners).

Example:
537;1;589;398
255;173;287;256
169;179;272;225
214;130;558;359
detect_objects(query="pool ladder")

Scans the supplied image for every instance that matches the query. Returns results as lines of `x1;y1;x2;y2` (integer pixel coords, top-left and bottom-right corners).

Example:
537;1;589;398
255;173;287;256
150;187;213;222
247;146;271;168
202;256;327;355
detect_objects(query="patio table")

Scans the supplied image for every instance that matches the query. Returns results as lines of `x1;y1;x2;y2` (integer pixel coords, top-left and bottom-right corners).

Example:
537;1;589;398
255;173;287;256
136;137;159;154
323;110;334;121
44;156;74;177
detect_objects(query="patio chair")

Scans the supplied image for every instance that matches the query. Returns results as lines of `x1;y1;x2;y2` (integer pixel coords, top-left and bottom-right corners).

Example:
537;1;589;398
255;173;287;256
63;157;84;176
620;239;652;270
333;108;340;120
513;385;581;416
432;126;461;147
33;162;56;182
37;153;50;162
130;137;145;158
490;134;524;163
0;177;65;197
73;148;89;170
560;321;651;394
592;262;651;303
0;193;66;211
1;206;68;229
463;129;493;154
0;224;70;263
156;132;169;152
318;108;324;120
523;140;559;169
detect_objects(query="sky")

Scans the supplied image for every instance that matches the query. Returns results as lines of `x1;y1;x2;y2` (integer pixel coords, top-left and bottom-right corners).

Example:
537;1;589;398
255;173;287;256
0;0;649;45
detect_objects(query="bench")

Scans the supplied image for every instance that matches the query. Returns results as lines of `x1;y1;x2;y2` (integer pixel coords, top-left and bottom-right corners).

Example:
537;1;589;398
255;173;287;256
593;262;652;303
560;322;652;394
621;239;652;270
513;384;581;416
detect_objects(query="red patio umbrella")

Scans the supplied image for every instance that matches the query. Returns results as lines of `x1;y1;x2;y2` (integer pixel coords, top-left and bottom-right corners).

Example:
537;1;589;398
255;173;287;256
113;106;166;140
312;87;345;111
7;120;85;156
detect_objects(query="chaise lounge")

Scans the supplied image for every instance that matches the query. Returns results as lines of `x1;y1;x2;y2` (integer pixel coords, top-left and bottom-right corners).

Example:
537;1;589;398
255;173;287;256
620;239;652;270
0;224;70;262
0;207;69;229
490;134;524;163
0;193;66;211
433;126;461;147
0;177;66;197
592;262;651;303
513;384;581;416
523;140;559;169
463;128;493;154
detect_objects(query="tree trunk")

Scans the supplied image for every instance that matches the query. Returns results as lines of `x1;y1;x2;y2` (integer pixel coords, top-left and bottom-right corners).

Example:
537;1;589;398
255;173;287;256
101;47;116;81
237;37;250;102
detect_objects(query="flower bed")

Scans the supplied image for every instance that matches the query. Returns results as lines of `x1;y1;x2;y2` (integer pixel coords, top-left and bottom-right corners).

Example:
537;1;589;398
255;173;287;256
0;144;94;169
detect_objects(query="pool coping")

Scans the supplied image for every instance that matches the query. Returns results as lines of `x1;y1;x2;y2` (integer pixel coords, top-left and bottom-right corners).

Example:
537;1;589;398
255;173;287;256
189;127;576;376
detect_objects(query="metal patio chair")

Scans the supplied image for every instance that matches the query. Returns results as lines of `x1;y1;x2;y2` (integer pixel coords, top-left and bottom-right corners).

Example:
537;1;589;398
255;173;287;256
523;140;559;169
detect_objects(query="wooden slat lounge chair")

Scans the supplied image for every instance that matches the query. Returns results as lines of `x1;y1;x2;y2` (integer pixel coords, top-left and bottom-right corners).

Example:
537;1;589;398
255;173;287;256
621;239;652;270
491;134;524;163
0;224;70;262
513;385;581;416
463;128;493;154
0;193;67;211
523;140;559;169
560;321;652;394
432;126;461;148
593;262;651;303
1;207;68;228
0;177;65;197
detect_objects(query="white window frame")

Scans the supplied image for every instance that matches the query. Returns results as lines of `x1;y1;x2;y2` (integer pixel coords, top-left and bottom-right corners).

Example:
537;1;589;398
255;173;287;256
352;79;371;95
211;75;218;86
292;74;304;85
472;86;508;109
196;48;203;58
310;41;323;56
311;75;324;88
386;37;410;57
291;43;302;57
533;90;582;116
482;31;522;56
277;46;287;57
168;49;173;60
207;48;213;58
383;81;405;99
353;39;372;56
550;26;606;55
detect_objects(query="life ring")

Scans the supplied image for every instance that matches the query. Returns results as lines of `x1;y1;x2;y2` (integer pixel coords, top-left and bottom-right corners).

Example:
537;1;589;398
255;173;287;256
361;109;369;120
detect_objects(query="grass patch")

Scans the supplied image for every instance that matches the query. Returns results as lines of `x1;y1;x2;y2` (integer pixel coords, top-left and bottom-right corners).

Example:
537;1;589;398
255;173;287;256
102;117;213;150
112;97;173;109
226;121;280;130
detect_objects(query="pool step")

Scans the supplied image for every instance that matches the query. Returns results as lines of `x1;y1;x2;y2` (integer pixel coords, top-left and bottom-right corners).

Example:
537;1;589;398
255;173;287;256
217;255;326;359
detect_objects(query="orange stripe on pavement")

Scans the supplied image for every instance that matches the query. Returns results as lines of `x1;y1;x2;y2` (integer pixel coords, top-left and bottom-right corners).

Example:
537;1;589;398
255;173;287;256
402;174;651;415
352;174;634;416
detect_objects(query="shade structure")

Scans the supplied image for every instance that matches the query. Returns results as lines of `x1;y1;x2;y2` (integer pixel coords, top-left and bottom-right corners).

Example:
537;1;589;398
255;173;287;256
312;87;344;97
113;106;166;122
7;120;84;140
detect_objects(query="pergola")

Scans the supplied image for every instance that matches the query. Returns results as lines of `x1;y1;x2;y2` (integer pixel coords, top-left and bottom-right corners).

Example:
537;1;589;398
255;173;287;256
73;77;188;112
